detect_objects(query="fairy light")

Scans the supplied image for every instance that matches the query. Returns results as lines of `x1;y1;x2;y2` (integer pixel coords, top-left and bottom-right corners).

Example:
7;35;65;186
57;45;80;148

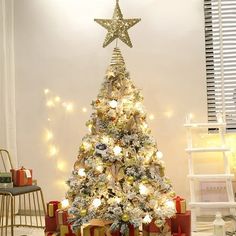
109;100;118;109
149;114;155;120
46;100;55;107
45;130;53;141
92;198;102;208
82;107;87;113
139;184;149;195
164;110;173;118
88;124;93;133
78;168;86;177
165;200;175;209
57;160;67;172
54;96;61;102
49;145;58;156
156;151;163;160
44;89;50;94
66;103;74;112
83;142;92;151
61;199;69;209
143;214;152;224
96;165;104;173
113;146;122;155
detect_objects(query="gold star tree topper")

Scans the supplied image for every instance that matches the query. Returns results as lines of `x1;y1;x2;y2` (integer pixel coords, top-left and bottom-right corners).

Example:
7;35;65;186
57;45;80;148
94;0;141;48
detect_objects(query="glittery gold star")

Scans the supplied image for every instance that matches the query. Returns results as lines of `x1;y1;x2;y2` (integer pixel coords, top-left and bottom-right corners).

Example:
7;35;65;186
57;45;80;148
94;0;141;48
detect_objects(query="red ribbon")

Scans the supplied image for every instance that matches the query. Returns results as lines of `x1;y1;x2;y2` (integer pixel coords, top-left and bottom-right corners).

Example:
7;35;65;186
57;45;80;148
173;196;184;213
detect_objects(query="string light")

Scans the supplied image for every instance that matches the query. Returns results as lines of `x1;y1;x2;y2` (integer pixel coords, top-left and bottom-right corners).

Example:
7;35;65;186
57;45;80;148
139;184;149;195
92;198;102;208
44;89;50;94
164;110;173;118
61;199;69;209
149;114;155;120
113;146;122;155
156;151;163;160
82;107;87;113
143;214;152;224
54;96;61;103
57;160;67;172
96;165;104;173
109;100;118;109
45;130;53;141
46;100;55;107
78;168;86;177
49;145;58;156
65;103;74;112
83;142;92;151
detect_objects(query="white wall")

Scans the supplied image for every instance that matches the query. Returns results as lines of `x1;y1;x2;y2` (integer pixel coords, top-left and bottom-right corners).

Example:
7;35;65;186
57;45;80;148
13;0;207;202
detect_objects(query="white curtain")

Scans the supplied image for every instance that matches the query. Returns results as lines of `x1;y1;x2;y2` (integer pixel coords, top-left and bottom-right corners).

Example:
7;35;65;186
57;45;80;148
0;0;17;168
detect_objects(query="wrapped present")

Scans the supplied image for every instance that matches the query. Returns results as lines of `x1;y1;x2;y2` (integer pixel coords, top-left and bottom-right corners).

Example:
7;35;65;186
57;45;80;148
83;219;112;236
11;167;32;186
111;224;139;236
173;196;186;214
60;224;81;236
172;226;186;236
56;209;68;229
44;231;60;236
0;172;12;183
0;182;13;188
45;215;57;232
171;211;191;236
90;226;106;236
47;201;62;217
143;219;171;236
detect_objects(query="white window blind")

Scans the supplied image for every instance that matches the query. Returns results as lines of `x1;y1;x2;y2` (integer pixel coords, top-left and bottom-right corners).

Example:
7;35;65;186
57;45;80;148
205;0;236;131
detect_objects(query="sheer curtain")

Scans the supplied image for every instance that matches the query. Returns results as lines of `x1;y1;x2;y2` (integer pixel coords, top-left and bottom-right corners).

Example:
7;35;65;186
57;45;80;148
0;0;17;167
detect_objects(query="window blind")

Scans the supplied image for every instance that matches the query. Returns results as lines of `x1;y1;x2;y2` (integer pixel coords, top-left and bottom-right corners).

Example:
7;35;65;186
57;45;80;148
204;0;236;131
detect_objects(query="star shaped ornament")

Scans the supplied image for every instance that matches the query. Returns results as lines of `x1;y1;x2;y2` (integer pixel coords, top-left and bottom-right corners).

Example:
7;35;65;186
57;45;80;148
94;0;141;48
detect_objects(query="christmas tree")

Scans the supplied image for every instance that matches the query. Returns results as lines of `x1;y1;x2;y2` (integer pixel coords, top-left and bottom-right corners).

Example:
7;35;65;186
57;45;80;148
66;0;175;233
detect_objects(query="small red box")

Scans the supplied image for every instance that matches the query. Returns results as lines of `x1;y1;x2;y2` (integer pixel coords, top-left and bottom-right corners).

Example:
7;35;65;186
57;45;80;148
11;167;32;186
111;224;139;236
47;201;61;217
56;209;68;229
143;219;171;236
45;215;57;232
171;211;191;236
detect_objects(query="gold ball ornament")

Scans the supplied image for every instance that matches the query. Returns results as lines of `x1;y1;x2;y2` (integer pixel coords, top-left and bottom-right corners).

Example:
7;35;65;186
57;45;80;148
142;177;149;184
127;176;134;184
80;209;87;217
121;213;130;222
169;191;176;198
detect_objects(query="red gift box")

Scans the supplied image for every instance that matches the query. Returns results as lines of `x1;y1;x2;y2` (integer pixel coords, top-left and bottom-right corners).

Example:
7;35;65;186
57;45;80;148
56;209;68;229
172;226;186;236
60;224;81;236
44;231;60;236
45;215;57;232
143;219;171;236
47;201;61;217
173;196;186;214
11;167;32;186
171;211;191;236
111;224;139;236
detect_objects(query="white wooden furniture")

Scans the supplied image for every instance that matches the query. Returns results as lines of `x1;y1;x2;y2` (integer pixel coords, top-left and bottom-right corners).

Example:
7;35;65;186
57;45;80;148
184;115;236;231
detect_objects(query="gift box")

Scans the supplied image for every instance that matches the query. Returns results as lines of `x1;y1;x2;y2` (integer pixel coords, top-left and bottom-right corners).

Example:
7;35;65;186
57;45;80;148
171;211;191;236
11;167;32;186
143;219;171;236
111;224;139;236
47;201;62;217
0;172;12;183
83;219;112;236
172;226;186;236
45;215;57;232
56;209;68;229
60;224;81;236
0;182;13;188
173;196;186;214
44;231;60;236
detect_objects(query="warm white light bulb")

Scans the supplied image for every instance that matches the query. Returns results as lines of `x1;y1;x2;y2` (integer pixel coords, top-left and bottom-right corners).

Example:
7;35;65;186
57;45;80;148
78;168;86;177
139;184;149;195
83;142;91;151
156;151;163;160
61;199;69;209
54;96;61;102
66;103;74;112
109;100;118;109
143;214;152;224
149;114;155;120
113;146;122;156
44;89;50;94
45;130;53;141
96;165;103;173
165;200;175;209
92;198;102;208
49;145;58;156
115;197;121;203
82;107;87;113
46;100;55;107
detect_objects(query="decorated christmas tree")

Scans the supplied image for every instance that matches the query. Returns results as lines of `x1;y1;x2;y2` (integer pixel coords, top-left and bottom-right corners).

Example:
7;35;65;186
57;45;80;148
66;0;175;234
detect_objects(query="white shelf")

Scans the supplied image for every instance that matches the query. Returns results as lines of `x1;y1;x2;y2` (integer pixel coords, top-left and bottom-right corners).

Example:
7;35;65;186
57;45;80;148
184;123;226;128
185;147;230;153
189;202;236;208
188;174;234;180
